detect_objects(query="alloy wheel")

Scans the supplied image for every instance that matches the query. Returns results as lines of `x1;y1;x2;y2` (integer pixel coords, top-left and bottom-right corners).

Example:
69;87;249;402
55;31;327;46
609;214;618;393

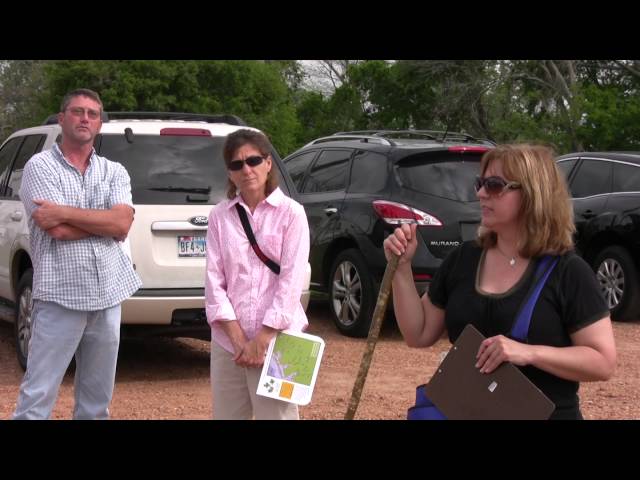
17;286;33;361
596;258;625;310
331;260;362;327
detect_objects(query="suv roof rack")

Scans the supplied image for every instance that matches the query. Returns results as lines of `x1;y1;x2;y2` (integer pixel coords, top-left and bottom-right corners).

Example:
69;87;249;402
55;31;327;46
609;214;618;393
43;111;247;126
305;135;397;147
333;129;495;146
334;130;437;140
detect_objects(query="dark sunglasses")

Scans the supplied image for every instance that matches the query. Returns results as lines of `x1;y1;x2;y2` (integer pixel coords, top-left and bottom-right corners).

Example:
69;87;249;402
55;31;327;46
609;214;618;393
228;155;266;171
474;176;521;196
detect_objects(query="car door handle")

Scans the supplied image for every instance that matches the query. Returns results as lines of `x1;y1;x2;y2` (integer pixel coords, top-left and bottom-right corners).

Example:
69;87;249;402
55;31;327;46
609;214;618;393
10;211;23;221
582;210;596;219
324;207;338;215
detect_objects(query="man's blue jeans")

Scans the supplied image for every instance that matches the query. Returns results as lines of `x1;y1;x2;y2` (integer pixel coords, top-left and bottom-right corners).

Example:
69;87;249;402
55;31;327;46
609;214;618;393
13;300;121;420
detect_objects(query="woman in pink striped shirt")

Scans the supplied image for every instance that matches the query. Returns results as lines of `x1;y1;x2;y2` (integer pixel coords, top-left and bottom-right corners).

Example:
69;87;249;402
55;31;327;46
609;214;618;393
205;129;310;420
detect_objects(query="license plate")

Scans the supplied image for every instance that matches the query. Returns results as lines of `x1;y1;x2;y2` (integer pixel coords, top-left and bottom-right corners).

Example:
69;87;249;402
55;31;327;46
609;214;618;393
178;235;206;257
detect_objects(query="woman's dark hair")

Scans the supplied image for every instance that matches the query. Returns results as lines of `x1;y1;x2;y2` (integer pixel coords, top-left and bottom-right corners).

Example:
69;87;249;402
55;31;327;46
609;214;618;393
223;129;279;199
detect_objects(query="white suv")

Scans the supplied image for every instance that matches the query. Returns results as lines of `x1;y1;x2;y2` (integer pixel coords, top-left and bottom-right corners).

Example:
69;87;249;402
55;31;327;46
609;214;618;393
0;112;311;369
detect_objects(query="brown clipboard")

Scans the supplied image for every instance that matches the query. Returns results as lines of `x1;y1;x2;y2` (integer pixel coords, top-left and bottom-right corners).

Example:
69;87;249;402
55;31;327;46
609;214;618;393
424;324;555;420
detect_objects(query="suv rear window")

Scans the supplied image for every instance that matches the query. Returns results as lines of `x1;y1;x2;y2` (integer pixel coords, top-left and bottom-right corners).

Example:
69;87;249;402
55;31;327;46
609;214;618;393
396;153;481;202
98;133;229;205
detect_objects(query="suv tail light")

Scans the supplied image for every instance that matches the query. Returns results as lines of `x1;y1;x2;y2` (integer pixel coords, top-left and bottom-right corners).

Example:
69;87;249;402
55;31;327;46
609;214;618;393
447;146;490;153
160;128;212;136
372;200;442;226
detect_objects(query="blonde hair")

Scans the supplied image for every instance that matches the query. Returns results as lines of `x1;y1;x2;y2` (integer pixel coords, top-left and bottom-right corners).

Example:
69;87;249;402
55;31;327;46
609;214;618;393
477;144;575;257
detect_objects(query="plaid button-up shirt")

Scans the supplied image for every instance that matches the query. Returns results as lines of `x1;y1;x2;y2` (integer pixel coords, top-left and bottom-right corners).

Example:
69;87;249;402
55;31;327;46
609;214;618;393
20;143;141;311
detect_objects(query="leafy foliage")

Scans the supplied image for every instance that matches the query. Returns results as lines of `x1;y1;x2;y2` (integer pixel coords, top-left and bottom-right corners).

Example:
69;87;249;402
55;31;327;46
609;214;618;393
37;60;300;154
2;60;640;156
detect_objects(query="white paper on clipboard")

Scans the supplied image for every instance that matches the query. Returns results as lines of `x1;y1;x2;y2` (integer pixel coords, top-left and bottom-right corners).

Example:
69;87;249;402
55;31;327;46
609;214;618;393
256;330;325;406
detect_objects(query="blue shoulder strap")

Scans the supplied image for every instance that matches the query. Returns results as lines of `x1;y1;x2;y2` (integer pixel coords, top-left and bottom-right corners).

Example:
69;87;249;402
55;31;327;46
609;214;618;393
510;255;559;342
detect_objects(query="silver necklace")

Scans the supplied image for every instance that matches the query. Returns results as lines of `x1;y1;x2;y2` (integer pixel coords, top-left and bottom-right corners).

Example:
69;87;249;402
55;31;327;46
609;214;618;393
495;246;517;267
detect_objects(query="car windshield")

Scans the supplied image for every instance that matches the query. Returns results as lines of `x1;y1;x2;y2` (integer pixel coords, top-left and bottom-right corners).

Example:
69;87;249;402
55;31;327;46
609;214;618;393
98;133;229;205
396;152;482;202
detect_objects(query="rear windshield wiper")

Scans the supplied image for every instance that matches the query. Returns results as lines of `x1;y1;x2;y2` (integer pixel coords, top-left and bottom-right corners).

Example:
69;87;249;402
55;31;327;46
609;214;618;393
147;186;211;194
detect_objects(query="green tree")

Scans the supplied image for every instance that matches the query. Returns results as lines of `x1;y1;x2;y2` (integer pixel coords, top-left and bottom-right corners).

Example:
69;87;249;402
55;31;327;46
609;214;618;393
292;82;367;149
40;60;300;155
577;83;640;150
0;60;48;143
485;60;640;152
299;60;498;143
392;60;496;137
348;60;415;129
9;59;640;157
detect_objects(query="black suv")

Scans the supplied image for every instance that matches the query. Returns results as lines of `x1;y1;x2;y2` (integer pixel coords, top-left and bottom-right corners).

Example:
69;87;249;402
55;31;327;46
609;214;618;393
283;130;494;337
557;152;640;322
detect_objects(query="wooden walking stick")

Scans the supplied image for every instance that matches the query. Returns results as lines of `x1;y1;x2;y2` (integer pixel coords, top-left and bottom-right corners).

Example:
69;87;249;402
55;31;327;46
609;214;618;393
344;253;400;420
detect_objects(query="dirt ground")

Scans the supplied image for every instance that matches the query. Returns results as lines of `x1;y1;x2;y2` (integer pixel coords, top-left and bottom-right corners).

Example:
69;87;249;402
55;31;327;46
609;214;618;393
1;299;639;420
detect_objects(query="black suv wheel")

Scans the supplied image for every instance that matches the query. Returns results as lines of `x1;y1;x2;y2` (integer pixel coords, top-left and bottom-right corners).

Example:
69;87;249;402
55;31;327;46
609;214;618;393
14;268;33;370
593;246;640;321
329;249;375;337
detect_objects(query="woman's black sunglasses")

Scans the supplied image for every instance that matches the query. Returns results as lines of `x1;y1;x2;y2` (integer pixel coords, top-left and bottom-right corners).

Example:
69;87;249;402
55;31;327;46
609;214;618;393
474;176;521;196
228;155;266;171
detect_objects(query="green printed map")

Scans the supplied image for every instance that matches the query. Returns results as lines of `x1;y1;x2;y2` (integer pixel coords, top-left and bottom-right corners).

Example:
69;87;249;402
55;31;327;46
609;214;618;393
269;333;321;386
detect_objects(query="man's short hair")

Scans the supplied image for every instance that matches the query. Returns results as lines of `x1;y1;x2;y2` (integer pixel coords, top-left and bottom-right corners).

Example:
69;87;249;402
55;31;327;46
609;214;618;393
60;88;103;113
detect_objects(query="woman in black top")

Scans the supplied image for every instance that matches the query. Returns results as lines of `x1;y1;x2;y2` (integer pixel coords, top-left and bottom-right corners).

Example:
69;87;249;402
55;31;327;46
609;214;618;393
384;144;616;420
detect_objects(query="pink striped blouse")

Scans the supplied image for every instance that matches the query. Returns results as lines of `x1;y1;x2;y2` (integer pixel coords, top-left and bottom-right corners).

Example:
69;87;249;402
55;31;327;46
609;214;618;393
205;187;310;353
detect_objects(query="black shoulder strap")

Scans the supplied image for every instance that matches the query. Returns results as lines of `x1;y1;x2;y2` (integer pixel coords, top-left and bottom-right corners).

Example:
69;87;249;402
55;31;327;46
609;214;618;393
235;203;280;275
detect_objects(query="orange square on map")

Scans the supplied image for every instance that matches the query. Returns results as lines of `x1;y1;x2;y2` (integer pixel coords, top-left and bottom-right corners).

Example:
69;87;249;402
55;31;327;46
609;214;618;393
279;382;294;399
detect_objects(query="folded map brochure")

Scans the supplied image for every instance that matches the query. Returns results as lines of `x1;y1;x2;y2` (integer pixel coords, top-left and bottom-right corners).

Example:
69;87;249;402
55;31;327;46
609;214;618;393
256;330;325;406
